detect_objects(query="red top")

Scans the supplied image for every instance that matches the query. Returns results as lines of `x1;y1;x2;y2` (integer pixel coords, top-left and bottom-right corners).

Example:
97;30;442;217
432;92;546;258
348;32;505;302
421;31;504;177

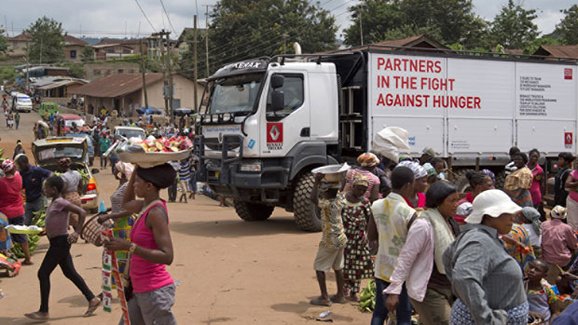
0;172;25;219
130;200;173;293
403;192;426;209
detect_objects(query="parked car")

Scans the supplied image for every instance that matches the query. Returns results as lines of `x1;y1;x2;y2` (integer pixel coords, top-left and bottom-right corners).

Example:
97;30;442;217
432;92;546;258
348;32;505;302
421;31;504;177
54;114;85;135
31;137;100;212
114;126;146;141
10;92;32;113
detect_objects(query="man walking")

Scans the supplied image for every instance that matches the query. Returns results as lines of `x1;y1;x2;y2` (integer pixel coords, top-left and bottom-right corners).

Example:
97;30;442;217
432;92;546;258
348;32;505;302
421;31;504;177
15;155;52;225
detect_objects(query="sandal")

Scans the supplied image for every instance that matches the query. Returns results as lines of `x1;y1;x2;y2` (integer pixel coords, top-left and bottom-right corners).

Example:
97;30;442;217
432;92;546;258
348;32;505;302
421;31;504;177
310;297;332;306
83;297;101;317
25;311;49;320
330;295;346;304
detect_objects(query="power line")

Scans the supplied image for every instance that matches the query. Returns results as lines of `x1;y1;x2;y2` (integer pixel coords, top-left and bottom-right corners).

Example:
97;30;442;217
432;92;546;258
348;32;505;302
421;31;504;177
133;0;157;33
159;0;177;35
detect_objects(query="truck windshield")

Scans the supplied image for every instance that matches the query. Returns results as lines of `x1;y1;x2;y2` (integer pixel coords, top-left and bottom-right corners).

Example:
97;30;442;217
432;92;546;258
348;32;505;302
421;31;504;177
207;73;263;114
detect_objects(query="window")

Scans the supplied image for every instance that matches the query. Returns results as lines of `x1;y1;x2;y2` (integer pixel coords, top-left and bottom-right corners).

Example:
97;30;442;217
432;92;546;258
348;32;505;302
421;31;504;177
266;74;304;119
118;69;124;73
94;69;101;76
70;50;77;59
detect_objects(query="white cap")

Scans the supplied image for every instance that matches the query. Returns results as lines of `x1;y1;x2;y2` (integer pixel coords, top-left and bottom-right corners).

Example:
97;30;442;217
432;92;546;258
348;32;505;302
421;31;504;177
465;189;522;224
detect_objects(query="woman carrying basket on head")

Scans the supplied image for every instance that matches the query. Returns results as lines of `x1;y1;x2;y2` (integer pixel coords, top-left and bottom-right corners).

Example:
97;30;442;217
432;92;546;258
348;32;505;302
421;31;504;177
104;163;177;325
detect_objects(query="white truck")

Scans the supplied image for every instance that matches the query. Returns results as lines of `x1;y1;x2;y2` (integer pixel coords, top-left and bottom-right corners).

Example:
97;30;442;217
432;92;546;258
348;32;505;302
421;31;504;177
195;49;578;231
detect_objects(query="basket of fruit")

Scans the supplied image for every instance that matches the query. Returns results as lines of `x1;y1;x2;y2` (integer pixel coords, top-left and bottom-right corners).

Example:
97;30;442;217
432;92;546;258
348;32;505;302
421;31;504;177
117;135;193;168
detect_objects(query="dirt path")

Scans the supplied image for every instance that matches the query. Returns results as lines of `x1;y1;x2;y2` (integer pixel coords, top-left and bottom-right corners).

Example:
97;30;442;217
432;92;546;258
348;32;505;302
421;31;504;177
0;110;372;324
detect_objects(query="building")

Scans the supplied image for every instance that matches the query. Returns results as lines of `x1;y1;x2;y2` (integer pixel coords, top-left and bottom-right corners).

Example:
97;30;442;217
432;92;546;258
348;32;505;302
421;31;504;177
6;33;31;58
533;45;578;60
32;76;88;98
63;34;88;62
70;73;203;117
83;62;140;81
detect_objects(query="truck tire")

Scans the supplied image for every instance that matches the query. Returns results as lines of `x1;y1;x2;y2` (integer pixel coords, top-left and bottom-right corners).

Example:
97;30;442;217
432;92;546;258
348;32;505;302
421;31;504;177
453;169;475;193
233;201;274;221
495;171;506;190
293;173;322;232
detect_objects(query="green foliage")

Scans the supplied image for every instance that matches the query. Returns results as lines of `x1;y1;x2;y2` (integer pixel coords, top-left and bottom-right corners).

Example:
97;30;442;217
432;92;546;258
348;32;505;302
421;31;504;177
525;35;562;55
0;66;17;83
81;46;95;63
26;16;65;64
343;0;488;49
0;28;7;54
208;0;337;71
178;29;210;79
65;63;85;78
489;0;538;50
554;5;578;45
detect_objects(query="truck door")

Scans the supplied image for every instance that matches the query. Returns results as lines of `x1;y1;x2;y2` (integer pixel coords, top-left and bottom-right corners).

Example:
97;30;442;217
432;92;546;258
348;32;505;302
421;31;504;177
260;72;309;156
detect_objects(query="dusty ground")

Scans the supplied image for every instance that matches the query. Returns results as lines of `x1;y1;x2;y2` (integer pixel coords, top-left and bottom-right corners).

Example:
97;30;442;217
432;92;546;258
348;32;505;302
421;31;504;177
0;109;372;324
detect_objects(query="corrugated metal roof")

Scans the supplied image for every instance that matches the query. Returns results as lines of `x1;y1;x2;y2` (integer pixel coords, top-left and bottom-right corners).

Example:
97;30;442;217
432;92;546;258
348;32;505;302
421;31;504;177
36;80;86;90
64;35;87;46
70;73;164;98
536;45;578;59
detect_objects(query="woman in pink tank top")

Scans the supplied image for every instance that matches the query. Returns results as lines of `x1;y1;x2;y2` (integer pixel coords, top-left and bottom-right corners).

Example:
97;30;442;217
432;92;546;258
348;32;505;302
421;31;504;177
105;163;177;325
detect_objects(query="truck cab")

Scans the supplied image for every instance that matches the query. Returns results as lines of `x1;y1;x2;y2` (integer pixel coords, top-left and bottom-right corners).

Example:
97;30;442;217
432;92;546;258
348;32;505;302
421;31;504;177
197;57;345;230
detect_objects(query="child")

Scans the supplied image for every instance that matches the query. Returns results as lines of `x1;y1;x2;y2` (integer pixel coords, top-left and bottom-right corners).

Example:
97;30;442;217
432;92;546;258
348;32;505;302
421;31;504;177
310;172;347;306
342;175;374;301
525;259;560;322
25;176;101;320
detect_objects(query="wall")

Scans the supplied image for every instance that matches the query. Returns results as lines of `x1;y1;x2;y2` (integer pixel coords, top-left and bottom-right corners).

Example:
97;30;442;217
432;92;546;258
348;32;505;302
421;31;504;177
83;62;140;81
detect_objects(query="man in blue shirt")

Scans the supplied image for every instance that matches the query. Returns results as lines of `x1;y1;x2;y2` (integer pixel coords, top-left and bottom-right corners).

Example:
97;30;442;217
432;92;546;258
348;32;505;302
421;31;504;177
15;155;52;225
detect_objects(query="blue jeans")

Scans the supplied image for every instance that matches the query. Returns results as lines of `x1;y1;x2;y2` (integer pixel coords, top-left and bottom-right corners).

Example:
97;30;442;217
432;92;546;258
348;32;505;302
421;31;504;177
371;278;412;325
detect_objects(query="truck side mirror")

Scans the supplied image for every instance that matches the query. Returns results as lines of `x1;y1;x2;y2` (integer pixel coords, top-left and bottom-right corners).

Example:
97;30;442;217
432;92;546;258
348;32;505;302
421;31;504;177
271;75;284;89
271;90;285;112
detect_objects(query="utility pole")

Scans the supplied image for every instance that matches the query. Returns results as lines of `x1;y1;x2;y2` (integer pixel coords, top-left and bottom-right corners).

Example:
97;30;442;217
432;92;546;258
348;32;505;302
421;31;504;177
140;39;149;110
359;10;364;46
193;15;198;111
205;5;210;77
153;29;172;116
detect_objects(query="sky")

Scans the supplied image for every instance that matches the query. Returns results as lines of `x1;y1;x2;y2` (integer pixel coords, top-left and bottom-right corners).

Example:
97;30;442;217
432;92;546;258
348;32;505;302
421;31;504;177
0;0;575;39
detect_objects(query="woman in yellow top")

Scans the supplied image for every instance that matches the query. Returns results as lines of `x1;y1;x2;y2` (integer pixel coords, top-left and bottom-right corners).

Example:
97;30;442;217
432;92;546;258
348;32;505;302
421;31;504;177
504;153;534;207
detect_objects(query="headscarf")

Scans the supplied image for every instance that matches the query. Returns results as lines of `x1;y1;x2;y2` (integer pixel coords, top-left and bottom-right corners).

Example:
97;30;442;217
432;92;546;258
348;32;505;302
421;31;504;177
551;205;567;220
521;207;541;235
1;159;15;173
481;169;496;182
352;174;370;187
357;152;380;168
135;163;176;189
397;160;427;179
422;147;436;158
422;162;437;177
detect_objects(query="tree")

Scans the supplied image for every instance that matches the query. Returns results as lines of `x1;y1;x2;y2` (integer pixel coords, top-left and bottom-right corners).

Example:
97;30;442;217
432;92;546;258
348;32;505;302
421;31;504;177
344;0;489;49
489;0;538;49
80;46;95;63
343;0;404;46
208;0;337;72
178;29;210;79
26;16;65;64
555;5;578;44
0;28;7;55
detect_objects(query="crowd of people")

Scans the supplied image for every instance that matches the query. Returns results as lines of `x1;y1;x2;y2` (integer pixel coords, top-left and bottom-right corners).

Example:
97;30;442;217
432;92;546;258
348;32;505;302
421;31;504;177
310;147;578;324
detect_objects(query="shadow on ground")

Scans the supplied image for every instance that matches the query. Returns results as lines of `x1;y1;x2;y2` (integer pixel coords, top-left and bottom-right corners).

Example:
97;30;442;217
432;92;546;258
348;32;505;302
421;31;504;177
271;299;355;322
170;217;308;238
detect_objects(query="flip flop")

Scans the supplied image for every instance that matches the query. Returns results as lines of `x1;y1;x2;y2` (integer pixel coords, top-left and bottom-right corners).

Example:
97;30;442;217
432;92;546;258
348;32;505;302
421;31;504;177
330;295;346;304
83;297;101;317
310;297;332;307
25;312;49;320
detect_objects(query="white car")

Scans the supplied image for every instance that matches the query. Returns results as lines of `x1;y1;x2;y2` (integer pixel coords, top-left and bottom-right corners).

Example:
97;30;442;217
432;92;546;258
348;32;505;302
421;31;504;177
12;93;33;112
114;126;146;141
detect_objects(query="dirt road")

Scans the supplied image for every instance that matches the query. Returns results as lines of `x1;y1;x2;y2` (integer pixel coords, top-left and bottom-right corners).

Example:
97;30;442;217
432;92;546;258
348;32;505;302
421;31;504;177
0;110;371;324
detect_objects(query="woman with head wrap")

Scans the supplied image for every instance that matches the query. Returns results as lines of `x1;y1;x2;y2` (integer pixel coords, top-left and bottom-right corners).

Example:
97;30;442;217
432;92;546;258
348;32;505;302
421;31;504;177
397;160;428;209
504;153;533;207
58;158;83;229
342;153;381;203
519;207;542;256
104;163;177;324
384;181;461;325
341;175;374;302
0;159;32;264
454;170;495;224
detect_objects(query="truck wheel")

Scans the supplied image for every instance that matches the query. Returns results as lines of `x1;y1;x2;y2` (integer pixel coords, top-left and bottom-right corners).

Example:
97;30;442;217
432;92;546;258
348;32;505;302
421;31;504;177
233;201;274;221
495;171;506;190
453;169;475;193
293;173;322;232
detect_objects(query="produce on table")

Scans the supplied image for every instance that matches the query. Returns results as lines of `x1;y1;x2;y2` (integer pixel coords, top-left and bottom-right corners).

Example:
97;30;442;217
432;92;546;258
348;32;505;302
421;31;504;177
118;135;193;154
359;279;376;312
11;210;45;258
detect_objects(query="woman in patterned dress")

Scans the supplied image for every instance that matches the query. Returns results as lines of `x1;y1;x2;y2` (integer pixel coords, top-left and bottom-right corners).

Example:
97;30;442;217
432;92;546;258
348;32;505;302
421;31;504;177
341;175;374;301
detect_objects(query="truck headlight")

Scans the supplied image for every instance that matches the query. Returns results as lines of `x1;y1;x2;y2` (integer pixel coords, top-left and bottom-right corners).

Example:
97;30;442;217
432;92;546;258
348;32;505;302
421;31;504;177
239;162;262;172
